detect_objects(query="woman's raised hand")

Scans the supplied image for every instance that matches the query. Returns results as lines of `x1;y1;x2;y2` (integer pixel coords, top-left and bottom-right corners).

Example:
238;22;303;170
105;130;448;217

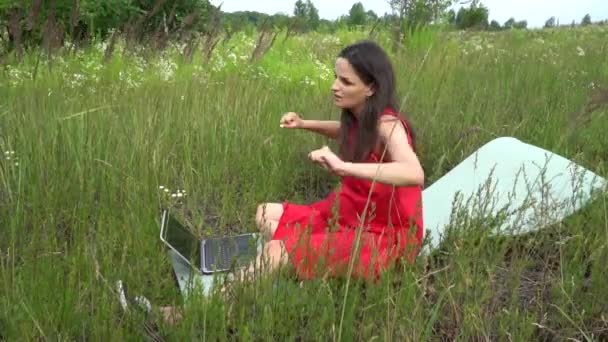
279;112;303;129
308;146;348;176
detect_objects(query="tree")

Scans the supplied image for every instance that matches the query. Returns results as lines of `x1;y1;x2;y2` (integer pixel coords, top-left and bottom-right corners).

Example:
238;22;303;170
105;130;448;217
489;20;501;31
514;20;527;29
446;9;456;25
544;16;555;28
581;14;591;26
387;0;453;51
0;0;214;52
293;0;306;18
305;0;320;29
389;0;454;28
455;2;489;30
366;10;378;23
292;0;319;31
348;2;367;27
503;17;515;29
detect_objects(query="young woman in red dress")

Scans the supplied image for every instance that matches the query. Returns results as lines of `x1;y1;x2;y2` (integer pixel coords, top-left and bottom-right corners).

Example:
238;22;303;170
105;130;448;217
253;40;425;281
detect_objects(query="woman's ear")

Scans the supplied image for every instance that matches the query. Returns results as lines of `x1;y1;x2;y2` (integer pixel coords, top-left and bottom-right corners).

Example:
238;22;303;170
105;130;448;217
366;83;376;97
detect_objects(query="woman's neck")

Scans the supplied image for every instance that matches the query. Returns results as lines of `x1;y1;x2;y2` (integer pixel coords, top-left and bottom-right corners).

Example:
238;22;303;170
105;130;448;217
350;104;365;118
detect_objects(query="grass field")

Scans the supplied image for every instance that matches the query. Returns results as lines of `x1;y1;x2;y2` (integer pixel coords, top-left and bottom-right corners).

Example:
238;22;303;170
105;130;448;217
1;25;607;340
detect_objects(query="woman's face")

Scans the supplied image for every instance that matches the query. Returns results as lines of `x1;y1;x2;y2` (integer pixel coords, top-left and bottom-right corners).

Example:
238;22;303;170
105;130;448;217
331;57;374;115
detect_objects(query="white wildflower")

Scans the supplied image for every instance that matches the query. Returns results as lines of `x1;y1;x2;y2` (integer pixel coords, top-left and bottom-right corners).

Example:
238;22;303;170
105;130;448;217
576;46;585;56
159;186;165;190
227;52;237;63
302;76;316;87
69;73;86;88
157;58;177;81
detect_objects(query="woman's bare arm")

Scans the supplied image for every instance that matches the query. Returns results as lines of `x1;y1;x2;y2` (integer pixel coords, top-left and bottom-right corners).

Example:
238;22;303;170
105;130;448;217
300;120;341;140
340;118;424;186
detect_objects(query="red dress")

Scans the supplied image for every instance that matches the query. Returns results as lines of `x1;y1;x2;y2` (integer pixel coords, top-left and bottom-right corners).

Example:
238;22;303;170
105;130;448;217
272;109;424;280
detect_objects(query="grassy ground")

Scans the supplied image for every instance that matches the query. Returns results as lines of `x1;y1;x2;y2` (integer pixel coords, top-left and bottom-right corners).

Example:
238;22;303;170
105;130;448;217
1;25;607;340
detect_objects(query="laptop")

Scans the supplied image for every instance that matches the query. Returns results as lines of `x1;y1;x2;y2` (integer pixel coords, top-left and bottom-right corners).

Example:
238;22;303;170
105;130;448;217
159;209;259;274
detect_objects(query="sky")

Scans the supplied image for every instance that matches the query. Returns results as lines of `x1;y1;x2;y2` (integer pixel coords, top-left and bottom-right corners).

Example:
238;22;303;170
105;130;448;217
216;0;608;28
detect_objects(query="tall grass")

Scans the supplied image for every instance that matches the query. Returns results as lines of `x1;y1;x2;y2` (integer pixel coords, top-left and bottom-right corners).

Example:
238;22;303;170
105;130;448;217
0;25;607;340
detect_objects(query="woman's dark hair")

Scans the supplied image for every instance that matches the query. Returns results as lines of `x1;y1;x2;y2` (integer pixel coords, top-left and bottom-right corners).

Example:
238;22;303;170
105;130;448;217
337;40;415;162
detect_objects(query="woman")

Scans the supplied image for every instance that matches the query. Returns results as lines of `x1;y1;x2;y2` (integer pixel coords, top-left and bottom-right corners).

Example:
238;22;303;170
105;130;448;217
254;40;424;281
118;40;424;323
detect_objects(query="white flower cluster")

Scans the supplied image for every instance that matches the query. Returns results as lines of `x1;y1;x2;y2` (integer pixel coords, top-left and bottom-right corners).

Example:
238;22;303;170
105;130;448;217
5;66;32;87
321;36;342;45
118;70;142;89
4;150;18;167
68;73;86;88
314;59;332;81
157;57;178;81
302;76;316;87
211;55;226;72
159;185;186;199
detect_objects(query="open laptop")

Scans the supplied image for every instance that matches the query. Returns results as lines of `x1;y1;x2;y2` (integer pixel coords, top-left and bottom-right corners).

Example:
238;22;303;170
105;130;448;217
159;209;259;274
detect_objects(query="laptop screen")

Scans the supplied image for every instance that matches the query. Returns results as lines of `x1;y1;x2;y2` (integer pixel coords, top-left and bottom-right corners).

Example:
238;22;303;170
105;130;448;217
163;213;201;270
203;234;258;272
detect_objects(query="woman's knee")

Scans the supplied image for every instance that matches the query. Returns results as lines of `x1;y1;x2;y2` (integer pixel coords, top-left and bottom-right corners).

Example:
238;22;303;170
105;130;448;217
255;203;283;228
263;240;288;265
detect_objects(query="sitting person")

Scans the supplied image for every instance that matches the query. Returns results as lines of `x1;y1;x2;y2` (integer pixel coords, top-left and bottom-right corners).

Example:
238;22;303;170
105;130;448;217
254;40;424;281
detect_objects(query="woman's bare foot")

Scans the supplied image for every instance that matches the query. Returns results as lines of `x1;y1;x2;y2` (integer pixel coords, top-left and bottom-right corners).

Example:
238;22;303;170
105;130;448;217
159;306;183;325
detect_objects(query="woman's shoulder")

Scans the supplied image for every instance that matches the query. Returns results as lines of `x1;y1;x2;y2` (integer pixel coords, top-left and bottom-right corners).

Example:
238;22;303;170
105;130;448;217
378;107;407;125
377;108;414;142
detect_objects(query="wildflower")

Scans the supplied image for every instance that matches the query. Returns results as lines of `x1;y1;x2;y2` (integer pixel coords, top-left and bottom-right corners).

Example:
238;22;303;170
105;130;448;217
4;151;15;160
157;58;178;81
576;46;585;56
302;76;316;87
159;186;165;190
227;53;237;63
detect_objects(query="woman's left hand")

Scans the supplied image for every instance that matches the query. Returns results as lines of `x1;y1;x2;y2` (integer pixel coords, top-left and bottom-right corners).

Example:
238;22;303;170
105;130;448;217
308;146;348;177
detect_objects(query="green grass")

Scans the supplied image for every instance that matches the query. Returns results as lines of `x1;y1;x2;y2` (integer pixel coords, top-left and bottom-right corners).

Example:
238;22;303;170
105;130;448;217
0;25;607;340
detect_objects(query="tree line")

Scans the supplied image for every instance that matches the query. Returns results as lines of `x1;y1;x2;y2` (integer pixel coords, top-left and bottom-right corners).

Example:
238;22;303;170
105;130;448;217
1;0;606;57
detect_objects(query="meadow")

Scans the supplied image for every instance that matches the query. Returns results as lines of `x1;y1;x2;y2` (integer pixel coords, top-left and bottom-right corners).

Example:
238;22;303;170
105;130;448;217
0;25;607;340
